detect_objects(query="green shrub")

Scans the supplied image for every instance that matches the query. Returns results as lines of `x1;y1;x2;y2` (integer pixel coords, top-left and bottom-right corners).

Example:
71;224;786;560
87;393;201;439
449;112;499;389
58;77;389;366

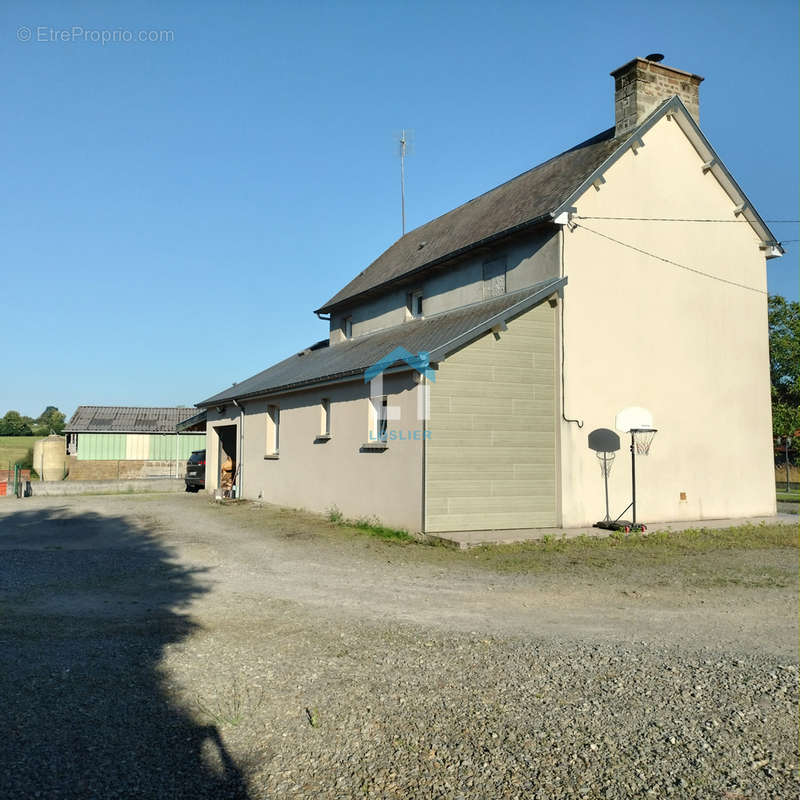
14;447;33;470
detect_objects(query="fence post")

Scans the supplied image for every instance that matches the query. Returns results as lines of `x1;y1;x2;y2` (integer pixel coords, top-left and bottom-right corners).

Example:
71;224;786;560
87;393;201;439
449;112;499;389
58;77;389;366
786;437;791;493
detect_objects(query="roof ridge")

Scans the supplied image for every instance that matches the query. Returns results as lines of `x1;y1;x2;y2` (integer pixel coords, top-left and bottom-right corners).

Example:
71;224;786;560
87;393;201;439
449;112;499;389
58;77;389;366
432;126;618;214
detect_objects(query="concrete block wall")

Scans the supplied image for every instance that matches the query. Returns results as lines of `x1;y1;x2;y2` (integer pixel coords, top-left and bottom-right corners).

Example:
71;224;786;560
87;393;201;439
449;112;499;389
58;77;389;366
30;478;185;496
66;457;184;481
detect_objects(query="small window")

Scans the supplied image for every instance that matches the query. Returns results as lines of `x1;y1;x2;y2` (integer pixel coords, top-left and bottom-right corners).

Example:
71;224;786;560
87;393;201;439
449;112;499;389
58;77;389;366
407;290;423;318
320;398;331;437
266;405;280;455
483;256;507;298
379;396;388;440
369;395;388;442
342;316;353;339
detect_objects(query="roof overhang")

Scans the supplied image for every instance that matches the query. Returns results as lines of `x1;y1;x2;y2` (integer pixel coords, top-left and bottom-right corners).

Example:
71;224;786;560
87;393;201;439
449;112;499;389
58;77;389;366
176;410;207;432
552;96;783;257
64;428;195;435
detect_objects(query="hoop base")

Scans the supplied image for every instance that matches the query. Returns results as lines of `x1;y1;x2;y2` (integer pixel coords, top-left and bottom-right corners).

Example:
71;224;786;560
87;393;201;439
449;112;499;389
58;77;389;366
594;520;648;533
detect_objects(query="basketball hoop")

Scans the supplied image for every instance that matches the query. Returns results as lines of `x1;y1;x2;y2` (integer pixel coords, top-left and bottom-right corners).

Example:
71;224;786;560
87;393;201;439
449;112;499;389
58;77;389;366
610;408;659;531
631;428;657;456
596;450;616;476
588;428;621;525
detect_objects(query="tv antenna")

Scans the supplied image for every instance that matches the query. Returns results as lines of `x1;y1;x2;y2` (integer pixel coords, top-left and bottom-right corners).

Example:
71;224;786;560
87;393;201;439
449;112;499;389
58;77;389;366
396;129;414;235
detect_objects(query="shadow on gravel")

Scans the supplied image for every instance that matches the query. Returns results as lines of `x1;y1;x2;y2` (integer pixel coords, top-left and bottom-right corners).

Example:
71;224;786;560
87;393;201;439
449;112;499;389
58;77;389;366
0;506;251;799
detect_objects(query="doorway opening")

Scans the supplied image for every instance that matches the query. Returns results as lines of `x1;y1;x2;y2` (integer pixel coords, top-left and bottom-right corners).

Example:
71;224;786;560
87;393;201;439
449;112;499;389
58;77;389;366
216;425;238;498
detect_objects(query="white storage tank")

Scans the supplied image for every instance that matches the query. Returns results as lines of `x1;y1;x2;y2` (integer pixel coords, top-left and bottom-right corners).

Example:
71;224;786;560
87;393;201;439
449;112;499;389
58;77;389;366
33;434;67;481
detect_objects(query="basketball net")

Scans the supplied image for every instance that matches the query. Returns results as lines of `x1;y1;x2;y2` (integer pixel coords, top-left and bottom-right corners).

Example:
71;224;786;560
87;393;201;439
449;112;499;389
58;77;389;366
632;428;657;456
596;450;616;476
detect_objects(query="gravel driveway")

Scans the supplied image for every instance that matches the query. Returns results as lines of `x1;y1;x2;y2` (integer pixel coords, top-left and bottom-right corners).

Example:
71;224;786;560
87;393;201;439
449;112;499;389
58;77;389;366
0;494;797;799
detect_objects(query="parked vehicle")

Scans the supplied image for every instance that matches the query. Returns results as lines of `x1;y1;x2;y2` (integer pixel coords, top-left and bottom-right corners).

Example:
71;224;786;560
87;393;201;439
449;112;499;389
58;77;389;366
185;450;206;492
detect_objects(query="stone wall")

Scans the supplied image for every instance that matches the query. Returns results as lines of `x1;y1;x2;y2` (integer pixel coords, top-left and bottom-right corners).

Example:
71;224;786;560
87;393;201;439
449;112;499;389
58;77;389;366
612;58;702;136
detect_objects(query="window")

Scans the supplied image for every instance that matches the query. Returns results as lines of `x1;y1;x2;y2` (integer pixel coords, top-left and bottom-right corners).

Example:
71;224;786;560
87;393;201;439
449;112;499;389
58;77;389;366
342;316;353;339
407;290;423;318
320;398;331;437
379;396;388;440
266;405;280;455
369;395;388;442
483;256;507;298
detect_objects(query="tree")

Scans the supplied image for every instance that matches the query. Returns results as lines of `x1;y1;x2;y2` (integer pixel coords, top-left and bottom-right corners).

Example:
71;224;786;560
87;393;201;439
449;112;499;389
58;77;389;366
0;411;33;436
769;295;800;455
34;406;66;436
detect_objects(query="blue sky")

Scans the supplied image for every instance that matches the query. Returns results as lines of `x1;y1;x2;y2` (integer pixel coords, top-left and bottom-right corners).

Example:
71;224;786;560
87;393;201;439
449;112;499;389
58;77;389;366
1;0;797;419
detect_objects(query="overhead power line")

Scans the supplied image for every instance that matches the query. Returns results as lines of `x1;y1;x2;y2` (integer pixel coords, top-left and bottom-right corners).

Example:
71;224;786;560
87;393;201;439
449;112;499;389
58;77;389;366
574;215;799;224
572;223;768;295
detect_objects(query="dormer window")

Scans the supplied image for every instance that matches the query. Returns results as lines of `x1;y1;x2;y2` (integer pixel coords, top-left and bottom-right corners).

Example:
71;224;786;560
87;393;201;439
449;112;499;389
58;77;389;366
407;290;423;319
342;316;353;339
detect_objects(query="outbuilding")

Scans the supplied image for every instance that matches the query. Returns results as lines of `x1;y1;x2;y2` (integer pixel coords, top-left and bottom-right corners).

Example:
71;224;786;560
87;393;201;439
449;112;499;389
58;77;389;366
64;406;206;480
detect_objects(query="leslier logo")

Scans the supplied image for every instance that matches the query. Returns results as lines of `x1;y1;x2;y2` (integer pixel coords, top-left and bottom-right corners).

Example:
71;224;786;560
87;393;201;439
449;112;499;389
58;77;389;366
364;347;435;442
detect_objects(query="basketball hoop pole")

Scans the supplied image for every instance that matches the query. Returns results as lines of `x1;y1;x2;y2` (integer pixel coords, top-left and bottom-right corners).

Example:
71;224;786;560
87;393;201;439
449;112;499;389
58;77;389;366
630;431;637;527
603;453;611;522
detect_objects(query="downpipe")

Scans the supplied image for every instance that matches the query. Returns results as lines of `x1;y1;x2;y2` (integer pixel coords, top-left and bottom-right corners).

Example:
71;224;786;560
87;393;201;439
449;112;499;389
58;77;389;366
232;399;244;499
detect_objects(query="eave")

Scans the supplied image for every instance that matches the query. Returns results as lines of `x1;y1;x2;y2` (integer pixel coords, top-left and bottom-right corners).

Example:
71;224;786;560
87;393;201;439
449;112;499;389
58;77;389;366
552;95;784;257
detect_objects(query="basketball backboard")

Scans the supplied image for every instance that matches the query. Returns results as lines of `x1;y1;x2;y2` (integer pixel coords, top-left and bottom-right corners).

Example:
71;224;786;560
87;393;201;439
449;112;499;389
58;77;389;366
615;406;654;433
588;428;620;452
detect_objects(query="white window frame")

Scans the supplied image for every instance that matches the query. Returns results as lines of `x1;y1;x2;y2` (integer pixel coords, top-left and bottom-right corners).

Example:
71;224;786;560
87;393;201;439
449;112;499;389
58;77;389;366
408;290;423;319
368;395;388;442
320;398;331;437
266;404;280;456
343;316;353;339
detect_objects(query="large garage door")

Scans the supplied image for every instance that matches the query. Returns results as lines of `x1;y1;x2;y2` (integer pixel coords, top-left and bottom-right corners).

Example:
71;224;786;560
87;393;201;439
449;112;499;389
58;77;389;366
424;302;557;532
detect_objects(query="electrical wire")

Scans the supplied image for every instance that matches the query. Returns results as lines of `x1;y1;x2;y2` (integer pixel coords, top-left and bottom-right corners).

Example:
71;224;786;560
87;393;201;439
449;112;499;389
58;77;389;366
572;223;768;295
574;215;799;224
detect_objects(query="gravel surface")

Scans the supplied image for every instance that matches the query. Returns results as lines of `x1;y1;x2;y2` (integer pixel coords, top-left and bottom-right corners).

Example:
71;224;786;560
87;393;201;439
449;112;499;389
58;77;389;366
0;494;797;799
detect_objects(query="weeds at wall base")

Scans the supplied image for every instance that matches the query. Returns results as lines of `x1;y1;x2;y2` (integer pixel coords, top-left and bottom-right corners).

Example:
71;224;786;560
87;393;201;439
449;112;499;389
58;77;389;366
326;505;415;543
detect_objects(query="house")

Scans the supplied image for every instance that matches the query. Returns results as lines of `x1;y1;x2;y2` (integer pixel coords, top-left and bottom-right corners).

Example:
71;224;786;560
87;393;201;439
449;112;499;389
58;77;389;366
196;56;781;532
64;406;206;480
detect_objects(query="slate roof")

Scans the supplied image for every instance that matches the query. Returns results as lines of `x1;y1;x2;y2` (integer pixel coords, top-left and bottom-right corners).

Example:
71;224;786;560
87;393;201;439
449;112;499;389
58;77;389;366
65;406;197;434
316;127;619;313
198;278;565;406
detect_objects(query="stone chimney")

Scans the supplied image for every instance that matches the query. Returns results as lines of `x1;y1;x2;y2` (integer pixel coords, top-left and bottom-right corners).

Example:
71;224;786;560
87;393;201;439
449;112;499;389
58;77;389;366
611;56;703;137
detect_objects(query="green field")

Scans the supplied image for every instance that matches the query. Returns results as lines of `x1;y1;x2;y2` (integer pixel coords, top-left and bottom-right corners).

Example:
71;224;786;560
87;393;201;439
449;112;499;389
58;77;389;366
777;490;800;502
0;435;42;471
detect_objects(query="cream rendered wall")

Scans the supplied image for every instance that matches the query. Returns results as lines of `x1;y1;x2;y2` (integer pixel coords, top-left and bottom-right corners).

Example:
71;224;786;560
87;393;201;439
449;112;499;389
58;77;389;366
559;114;775;526
426;302;558;532
230;373;423;531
